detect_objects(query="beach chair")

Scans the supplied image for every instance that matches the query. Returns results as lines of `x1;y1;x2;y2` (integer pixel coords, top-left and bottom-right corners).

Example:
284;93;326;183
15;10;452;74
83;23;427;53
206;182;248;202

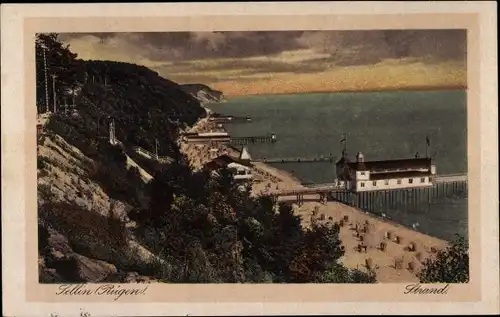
394;258;403;270
312;207;318;217
379;241;387;252
408;242;417;252
319;214;325;221
407;261;415;272
393;236;401;244
343;215;349;222
365;258;373;270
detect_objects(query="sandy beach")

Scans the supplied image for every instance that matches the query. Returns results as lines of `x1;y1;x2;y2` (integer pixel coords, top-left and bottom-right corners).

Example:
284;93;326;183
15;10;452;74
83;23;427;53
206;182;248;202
179;116;448;283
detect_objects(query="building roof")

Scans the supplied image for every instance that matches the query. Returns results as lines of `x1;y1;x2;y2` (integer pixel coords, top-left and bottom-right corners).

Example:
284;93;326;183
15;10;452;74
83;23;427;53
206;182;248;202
181;132;199;136
347;157;432;171
203;154;253;171
186;135;231;141
227;162;252;170
198;131;229;136
335;149;350;165
368;171;432;181
336;156;349;165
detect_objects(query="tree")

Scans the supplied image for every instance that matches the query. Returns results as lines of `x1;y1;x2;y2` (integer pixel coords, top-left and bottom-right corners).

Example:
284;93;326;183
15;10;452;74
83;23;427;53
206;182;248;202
417;234;469;283
287;221;345;282
35;33;80;113
315;263;377;283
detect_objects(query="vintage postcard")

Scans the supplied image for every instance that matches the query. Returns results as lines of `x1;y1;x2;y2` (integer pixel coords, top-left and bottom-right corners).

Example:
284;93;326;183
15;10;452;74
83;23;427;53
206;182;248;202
2;2;499;316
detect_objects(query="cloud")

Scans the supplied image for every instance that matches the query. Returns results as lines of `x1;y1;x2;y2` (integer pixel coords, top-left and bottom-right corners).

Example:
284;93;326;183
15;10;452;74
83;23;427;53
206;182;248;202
61;31;307;62
58;30;467;91
61;29;466;65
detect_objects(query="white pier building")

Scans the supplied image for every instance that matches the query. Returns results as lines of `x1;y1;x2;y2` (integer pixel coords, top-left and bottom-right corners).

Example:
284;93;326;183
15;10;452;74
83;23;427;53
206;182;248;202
335;151;437;192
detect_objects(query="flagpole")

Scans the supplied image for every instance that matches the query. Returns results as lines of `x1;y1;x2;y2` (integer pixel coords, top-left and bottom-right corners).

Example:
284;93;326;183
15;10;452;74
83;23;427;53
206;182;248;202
339;133;348;160
343;133;347;157
425;136;430;158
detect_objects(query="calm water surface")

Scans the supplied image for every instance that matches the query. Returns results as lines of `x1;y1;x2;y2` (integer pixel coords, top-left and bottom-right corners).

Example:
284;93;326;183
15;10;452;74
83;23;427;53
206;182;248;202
209;90;468;241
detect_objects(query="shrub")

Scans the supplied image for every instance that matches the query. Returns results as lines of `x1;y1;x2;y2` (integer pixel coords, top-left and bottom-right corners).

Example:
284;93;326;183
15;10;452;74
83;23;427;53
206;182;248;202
417;234;469;283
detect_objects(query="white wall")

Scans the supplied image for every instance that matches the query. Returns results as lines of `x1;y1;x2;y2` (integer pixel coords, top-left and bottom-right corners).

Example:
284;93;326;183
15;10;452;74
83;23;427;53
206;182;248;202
356;170;370;181
227;162;253;180
227;162;251;172
355;176;433;192
234;174;253;181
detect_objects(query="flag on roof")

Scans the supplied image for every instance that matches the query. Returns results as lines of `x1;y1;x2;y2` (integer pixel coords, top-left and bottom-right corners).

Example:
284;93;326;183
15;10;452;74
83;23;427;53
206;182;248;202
340;134;346;144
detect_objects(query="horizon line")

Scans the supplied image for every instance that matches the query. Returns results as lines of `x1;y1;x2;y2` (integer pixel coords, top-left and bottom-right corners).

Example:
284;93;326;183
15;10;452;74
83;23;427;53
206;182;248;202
219;84;468;98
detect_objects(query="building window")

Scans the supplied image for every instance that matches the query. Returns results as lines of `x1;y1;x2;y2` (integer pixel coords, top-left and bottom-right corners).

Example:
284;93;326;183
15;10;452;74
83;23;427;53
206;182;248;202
372;181;377;186
384;180;389;185
420;177;426;183
429;177;433;182
397;179;402;185
361;172;365;176
409;178;414;184
360;182;365;187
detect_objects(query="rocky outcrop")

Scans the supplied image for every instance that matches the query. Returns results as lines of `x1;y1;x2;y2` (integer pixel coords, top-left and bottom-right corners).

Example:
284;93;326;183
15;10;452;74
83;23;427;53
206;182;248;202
103;271;160;283
181;84;224;104
37;133;130;219
39;226;118;283
38;213;164;283
37;132;166;283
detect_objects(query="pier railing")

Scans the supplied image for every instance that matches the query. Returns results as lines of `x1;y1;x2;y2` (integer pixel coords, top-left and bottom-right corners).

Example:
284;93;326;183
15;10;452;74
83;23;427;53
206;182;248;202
253;156;336;163
272;184;347;196
433;174;467;183
230;134;276;145
271;173;468;198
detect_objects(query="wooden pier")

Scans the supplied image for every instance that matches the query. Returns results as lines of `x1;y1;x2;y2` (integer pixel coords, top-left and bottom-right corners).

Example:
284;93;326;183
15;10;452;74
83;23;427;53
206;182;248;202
230;134;276;145
209;113;251;123
253;156;336;163
210;116;251;123
268;174;468;210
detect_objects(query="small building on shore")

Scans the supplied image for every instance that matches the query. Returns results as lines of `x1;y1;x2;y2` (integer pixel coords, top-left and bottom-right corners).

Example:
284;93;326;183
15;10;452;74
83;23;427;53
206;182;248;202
203;154;254;183
335;151;436;192
239;146;252;161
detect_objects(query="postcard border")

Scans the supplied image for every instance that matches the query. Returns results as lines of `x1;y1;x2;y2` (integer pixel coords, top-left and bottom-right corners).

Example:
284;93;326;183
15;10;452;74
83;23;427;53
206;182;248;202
2;2;498;316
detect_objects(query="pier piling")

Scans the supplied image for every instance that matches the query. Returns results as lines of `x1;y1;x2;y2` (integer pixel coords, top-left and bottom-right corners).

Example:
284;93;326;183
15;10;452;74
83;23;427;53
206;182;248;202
272;175;467;218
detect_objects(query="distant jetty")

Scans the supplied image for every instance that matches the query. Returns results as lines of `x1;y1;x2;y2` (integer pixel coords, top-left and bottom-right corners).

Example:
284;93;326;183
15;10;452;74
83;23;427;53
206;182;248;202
182;131;276;145
208;112;252;123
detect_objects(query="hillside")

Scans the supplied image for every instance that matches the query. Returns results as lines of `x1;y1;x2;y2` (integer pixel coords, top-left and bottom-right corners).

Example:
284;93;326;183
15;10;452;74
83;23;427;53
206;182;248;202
36;34;207;282
36;34;388;284
181;83;224;104
37;132;165;283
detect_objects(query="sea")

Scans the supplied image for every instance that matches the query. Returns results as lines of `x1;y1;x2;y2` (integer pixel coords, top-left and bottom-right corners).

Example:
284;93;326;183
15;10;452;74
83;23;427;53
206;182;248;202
208;90;468;242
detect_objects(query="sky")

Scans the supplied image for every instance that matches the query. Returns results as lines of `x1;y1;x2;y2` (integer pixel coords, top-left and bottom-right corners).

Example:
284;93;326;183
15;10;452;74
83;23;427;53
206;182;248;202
59;30;467;96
